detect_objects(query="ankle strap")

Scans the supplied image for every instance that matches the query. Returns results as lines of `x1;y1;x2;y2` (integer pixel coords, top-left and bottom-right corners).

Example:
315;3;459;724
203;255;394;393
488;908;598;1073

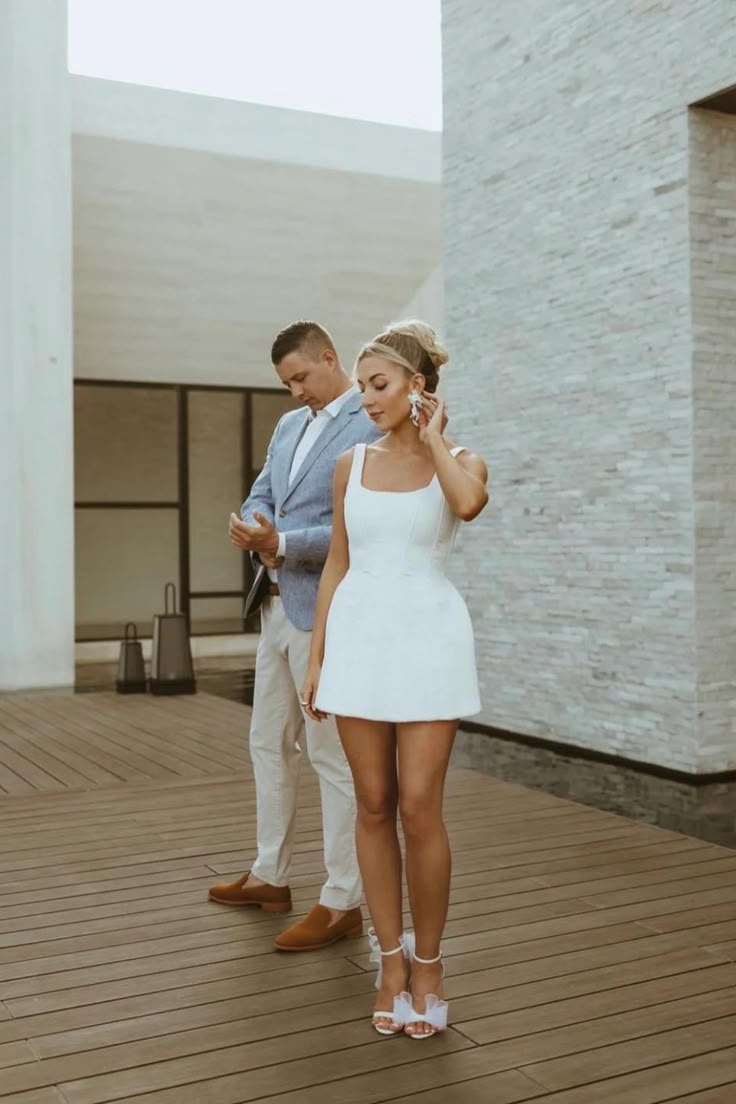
380;942;405;958
414;950;442;964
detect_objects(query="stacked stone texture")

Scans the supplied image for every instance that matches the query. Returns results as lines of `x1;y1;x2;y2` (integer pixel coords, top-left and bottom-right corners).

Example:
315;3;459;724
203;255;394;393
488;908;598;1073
442;0;736;771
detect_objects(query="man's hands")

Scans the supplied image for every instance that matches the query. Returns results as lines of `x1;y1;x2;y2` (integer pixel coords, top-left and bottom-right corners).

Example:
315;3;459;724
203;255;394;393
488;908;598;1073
229;511;283;569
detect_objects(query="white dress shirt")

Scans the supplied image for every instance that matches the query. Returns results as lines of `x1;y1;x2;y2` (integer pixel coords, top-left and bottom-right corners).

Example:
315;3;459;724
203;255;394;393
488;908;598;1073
267;387;356;582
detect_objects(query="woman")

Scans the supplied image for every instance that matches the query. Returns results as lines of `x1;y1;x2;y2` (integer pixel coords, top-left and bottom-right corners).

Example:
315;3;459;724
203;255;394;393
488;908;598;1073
301;321;488;1038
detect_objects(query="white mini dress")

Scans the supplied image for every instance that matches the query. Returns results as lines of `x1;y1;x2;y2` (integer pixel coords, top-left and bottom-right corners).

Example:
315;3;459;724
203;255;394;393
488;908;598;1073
314;443;481;722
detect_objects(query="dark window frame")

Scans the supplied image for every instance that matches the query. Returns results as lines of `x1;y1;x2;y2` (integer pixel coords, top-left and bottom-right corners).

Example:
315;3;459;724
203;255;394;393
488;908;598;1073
74;378;293;641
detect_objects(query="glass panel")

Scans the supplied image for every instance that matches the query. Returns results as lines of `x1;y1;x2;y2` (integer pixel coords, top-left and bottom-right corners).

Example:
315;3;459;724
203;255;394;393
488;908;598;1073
250;392;299;470
75;507;179;639
74;385;178;503
188;391;245;593
190;596;244;635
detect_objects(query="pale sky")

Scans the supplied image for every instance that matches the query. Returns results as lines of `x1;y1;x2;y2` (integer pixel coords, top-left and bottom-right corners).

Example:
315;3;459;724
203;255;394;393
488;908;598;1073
67;0;443;131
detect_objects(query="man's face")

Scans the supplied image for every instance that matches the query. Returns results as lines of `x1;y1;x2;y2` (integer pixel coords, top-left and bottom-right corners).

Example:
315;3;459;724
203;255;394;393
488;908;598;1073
276;348;336;411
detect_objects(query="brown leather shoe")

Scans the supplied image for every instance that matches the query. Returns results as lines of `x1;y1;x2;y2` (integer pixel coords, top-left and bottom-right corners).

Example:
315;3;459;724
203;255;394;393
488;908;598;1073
273;904;363;951
208;872;291;913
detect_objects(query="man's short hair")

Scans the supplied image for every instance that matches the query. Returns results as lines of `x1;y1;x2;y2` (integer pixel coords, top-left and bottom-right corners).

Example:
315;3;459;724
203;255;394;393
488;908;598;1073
271;321;337;366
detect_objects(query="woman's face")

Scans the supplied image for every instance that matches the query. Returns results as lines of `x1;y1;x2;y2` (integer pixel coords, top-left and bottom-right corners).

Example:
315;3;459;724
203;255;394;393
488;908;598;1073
356;355;422;431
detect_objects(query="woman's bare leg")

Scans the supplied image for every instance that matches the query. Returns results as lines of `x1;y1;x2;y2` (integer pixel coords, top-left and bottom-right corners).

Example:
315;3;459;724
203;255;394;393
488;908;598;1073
397;719;458;1036
337;716;408;1028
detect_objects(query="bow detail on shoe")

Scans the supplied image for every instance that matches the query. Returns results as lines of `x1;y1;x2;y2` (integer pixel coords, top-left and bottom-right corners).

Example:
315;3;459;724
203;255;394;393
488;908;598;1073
392;990;449;1031
367;927;383;970
367;927;409;991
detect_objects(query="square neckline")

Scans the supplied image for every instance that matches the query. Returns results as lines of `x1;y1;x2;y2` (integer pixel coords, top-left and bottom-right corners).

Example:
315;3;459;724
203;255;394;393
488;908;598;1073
355;442;462;495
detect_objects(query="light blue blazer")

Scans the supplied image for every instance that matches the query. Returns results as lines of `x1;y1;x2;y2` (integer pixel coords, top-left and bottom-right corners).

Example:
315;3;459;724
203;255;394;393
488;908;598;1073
242;389;381;631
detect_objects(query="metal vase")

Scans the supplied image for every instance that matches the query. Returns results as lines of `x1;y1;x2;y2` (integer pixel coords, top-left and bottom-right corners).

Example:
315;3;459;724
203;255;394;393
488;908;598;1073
150;582;196;696
116;622;147;694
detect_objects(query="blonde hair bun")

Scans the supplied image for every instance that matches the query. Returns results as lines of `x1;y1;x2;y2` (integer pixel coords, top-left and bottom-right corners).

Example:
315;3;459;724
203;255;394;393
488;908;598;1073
357;319;449;393
387;320;449;370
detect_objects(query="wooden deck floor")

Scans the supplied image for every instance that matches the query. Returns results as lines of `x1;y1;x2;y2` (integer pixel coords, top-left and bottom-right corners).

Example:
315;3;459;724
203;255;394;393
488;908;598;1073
1;691;736;1103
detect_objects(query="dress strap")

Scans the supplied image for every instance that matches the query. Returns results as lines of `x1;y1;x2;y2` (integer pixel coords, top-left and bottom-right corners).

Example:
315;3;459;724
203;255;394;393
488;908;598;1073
449;445;467;458
348;443;367;488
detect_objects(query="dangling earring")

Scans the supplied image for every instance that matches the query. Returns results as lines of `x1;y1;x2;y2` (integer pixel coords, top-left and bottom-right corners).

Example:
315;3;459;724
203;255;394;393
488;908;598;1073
408;391;423;427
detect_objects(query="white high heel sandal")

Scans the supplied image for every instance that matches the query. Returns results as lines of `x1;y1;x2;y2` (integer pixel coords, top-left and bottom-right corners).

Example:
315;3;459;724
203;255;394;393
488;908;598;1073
367;928;410;1036
392;939;448;1039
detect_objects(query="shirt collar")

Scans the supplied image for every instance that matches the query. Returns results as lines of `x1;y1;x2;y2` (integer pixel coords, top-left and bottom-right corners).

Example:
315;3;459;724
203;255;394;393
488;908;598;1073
317;386;356;420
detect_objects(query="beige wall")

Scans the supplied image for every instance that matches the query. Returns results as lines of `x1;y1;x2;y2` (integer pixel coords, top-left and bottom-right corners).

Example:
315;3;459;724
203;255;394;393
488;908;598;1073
72;133;441;388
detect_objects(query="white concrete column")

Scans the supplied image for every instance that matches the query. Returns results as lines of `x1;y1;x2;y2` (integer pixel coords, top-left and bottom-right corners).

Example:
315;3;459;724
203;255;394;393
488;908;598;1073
0;0;74;689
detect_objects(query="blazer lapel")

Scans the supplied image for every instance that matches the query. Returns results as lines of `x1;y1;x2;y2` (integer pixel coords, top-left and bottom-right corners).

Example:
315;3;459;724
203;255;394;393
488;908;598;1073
276;410;311;501
281;390;362;505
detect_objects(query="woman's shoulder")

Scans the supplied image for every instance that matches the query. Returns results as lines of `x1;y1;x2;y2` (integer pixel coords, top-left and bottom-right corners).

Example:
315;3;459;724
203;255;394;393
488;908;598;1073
335;447;356;469
334;443;367;479
338;438;372;461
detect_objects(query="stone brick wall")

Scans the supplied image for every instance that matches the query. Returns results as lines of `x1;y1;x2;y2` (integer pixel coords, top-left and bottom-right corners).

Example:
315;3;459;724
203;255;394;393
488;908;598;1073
690;110;736;771
443;0;736;771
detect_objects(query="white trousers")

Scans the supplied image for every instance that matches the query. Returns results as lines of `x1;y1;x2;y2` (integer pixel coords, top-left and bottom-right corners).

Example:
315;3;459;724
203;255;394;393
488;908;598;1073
249;597;361;911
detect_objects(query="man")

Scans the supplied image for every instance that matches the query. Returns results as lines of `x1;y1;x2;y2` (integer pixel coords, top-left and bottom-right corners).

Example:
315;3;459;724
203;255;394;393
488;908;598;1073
209;320;380;951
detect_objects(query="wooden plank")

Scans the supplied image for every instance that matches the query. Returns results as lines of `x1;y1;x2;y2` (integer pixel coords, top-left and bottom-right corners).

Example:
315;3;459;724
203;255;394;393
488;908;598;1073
652;1091;736;1104
497;987;736;1081
0;1020;472;1100
453;948;730;1023
0;866;216;915
534;855;736;896
704;939;736;960
381;1074;544;1104
2;691;736;1104
580;869;736;909
456;962;736;1045
511;1044;736;1103
0;757;38;796
522;1013;736;1091
640;901;736;933
0;701;141;788
59;701;238;777
530;843;729;885
0;920;646;1004
24;950;730;1062
258;1059;543;1104
29;971;377;1059
0;721;95;790
67;693;250;769
41;699;214;778
2;857;226;897
0;937;358;1007
0;920;358;987
0;957;363;1043
0;1090;68;1104
384;1074;734;1104
0;1040;37;1070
